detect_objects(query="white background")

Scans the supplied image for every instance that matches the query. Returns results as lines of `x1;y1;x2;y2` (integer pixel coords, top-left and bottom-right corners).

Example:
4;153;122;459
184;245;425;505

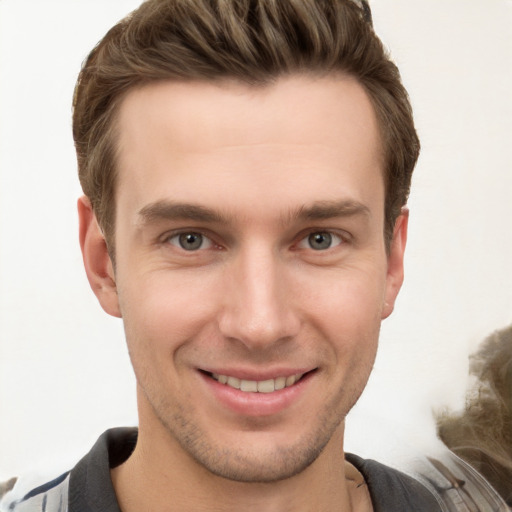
1;0;511;482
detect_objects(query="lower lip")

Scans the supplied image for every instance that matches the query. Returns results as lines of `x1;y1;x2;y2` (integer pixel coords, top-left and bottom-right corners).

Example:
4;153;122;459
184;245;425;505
200;372;314;417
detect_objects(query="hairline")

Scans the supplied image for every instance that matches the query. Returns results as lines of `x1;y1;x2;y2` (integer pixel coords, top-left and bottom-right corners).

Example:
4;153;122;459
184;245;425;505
102;71;395;262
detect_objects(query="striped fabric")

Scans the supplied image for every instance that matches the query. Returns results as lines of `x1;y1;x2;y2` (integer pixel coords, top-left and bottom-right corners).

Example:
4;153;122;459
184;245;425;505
413;453;510;512
0;473;69;512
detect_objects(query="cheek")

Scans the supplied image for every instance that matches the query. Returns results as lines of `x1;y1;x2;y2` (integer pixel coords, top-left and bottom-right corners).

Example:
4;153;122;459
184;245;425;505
117;271;221;353
295;267;387;328
295;268;385;366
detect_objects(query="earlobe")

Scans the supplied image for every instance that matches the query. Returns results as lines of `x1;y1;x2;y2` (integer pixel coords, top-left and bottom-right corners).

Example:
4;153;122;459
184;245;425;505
78;196;121;318
381;209;408;320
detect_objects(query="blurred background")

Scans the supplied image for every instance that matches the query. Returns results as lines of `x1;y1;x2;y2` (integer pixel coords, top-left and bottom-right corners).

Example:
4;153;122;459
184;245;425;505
1;0;511;482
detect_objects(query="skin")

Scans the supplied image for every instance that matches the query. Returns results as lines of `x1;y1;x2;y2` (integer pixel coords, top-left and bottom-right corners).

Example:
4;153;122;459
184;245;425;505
79;74;407;512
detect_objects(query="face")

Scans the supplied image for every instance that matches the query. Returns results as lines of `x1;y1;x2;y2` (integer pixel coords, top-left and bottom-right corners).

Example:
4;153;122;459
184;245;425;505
80;75;407;483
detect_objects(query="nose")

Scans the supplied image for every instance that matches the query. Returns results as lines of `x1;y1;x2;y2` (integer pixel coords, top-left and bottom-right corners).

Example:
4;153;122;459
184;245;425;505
218;245;301;350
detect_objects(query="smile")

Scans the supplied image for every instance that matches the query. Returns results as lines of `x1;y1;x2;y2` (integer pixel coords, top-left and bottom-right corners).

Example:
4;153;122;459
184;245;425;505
210;372;305;393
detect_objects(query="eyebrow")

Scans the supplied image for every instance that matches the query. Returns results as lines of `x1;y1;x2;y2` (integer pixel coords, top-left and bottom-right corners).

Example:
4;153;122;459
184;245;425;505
294;200;371;222
137;201;226;225
137;199;371;226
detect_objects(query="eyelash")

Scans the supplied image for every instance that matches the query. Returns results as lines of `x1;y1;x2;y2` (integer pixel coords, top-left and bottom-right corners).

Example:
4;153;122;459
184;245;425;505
162;229;349;253
164;231;217;251
295;231;346;251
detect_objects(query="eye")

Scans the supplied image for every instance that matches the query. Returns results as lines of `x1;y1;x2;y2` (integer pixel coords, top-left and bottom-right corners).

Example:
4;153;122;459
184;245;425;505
298;231;344;251
167;232;213;251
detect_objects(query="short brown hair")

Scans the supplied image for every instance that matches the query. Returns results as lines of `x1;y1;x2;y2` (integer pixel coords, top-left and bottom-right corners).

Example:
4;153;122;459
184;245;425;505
73;0;419;252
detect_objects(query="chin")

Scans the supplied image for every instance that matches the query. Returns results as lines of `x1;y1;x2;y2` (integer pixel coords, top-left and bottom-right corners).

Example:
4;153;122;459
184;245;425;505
159;407;345;484
186;436;329;483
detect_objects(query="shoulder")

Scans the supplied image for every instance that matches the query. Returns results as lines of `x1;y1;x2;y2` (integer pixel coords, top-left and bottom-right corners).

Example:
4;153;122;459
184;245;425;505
413;452;510;511
346;453;442;511
1;428;135;512
0;472;70;512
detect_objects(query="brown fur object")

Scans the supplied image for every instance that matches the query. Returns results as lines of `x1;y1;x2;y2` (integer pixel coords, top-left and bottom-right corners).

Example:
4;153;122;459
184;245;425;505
0;477;17;499
437;325;512;505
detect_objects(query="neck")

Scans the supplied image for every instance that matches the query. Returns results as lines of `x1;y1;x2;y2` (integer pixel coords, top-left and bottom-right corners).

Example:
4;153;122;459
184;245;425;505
112;411;353;512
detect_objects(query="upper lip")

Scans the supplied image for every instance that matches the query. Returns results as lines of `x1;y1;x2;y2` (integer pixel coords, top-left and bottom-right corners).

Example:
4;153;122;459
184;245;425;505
199;367;316;381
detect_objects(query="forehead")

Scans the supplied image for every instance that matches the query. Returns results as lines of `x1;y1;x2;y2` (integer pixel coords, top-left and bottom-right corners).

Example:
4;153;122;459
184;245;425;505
117;74;381;157
114;75;384;220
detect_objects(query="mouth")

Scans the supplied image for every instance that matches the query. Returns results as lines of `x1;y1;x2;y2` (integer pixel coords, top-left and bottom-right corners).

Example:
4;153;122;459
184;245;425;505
205;371;311;393
200;368;317;416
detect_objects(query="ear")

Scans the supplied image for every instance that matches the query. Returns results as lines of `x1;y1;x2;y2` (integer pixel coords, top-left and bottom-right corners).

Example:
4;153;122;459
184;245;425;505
381;209;408;319
78;196;121;318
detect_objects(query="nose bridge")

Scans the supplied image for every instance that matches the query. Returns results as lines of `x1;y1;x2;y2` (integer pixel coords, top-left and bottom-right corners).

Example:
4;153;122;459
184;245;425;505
219;242;298;347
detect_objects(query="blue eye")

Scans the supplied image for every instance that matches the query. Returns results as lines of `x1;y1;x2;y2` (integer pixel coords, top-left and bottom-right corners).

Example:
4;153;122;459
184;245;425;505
168;232;213;251
298;231;343;251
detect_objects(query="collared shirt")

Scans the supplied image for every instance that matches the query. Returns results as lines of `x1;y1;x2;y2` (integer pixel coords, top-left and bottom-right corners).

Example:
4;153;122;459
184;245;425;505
3;427;502;512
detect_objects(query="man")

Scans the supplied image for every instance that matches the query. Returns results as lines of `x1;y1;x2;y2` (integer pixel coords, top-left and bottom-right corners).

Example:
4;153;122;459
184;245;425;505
1;0;443;510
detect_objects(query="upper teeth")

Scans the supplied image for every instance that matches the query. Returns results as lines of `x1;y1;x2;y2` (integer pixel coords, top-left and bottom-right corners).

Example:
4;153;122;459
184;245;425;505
211;373;304;393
